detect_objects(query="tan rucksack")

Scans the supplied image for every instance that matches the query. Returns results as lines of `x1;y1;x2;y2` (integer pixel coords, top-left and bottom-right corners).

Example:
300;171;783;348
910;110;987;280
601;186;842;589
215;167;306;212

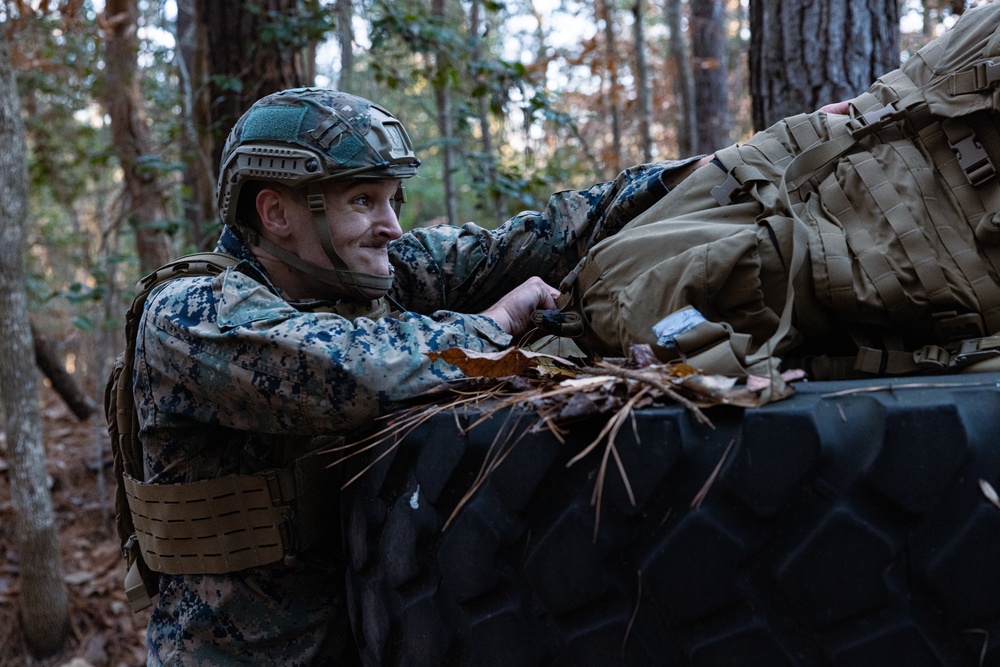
565;3;1000;391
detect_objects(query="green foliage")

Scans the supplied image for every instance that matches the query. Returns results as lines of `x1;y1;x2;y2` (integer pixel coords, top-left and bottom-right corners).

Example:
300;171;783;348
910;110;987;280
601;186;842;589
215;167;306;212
210;74;244;94
364;0;580;226
14;1;184;353
246;3;337;52
17;12;108;200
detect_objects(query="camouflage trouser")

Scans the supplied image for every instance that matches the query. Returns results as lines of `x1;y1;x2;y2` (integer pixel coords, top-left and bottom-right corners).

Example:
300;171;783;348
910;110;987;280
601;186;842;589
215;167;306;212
146;550;360;666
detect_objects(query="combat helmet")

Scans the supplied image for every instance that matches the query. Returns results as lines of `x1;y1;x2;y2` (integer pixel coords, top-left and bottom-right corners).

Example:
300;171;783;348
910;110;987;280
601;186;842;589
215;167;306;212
217;87;421;298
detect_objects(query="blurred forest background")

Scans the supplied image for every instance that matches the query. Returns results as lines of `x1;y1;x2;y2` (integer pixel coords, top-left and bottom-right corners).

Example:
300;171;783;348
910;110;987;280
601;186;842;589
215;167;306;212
0;0;977;664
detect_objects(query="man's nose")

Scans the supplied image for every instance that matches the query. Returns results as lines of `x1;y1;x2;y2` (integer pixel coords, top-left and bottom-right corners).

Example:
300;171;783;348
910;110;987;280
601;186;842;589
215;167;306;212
375;200;403;239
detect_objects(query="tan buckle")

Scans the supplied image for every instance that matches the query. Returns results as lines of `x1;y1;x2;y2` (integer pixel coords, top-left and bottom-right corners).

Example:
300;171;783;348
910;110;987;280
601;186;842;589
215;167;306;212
954;335;1000;367
913;345;950;370
949;60;1000;95
933;311;985;343
711;170;749;206
124;560;153;613
307;191;326;212
971;60;1000;92
848;103;905;139
949;133;996;187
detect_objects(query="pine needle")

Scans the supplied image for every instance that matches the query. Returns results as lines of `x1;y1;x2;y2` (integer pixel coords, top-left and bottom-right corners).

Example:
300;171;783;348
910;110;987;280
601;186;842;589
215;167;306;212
691;438;737;509
582;364;714;428
610;442;636;508
444;413;531;530
588;389;648;542
335;351;743;530
623;569;642;655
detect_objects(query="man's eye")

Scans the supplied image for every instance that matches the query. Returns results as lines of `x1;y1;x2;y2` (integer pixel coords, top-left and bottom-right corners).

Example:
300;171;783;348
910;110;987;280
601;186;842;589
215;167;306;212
353;195;371;206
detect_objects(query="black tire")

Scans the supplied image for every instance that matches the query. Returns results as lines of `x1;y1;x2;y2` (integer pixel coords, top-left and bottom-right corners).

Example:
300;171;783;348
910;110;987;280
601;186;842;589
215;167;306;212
342;373;1000;666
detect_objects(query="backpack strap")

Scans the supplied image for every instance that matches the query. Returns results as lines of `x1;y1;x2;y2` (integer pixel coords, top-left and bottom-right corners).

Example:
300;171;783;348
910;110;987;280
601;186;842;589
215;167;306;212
791;334;1000;380
106;252;239;612
948;60;1000;96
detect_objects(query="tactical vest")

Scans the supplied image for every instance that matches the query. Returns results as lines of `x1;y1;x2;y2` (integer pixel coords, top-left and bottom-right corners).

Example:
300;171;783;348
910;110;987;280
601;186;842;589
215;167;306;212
106;253;383;612
566;2;1000;387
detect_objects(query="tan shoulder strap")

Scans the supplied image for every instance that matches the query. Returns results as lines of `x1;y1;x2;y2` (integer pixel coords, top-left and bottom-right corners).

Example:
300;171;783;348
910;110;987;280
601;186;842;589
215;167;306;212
114;252;240;525
106;252;239;612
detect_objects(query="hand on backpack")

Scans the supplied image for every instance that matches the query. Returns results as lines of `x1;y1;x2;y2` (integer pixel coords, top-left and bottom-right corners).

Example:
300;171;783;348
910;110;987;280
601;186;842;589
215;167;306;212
819;100;850;115
480;277;560;336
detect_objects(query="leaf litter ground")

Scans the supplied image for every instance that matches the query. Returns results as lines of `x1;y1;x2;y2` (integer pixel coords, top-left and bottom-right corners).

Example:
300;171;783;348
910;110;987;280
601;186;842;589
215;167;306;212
0;383;148;667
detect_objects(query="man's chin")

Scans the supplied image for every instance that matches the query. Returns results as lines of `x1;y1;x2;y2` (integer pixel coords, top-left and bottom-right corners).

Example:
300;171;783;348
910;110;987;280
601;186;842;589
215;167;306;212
354;267;393;300
355;282;390;300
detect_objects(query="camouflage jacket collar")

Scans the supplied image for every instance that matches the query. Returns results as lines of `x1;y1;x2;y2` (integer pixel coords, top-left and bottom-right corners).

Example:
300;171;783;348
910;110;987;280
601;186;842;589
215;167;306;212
213;226;390;317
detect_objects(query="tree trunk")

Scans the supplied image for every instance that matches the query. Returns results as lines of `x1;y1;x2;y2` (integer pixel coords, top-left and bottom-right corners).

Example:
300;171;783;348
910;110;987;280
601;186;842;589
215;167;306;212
432;0;459;225
175;0;217;250
600;0;624;175
690;0;730;152
470;0;505;225
101;0;174;274
666;0;696;156
632;0;654;162
750;0;899;130
193;0;310;181
300;0;319;84
335;0;355;91
31;326;96;421
0;30;70;659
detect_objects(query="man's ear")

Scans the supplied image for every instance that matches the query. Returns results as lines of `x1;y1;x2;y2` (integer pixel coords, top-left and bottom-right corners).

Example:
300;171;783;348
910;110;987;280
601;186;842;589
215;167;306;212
255;186;295;238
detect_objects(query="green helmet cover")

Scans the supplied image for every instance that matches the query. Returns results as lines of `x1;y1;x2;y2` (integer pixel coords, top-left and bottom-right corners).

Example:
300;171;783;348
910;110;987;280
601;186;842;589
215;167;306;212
218;88;420;229
216;88;421;300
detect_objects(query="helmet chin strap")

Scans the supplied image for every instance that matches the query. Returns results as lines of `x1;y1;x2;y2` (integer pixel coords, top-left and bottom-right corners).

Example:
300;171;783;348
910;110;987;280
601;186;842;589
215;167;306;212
241;182;395;300
250;234;395;299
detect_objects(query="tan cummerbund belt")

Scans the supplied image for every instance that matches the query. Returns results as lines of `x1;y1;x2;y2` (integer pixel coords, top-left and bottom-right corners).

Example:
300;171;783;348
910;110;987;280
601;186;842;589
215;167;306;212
122;471;293;575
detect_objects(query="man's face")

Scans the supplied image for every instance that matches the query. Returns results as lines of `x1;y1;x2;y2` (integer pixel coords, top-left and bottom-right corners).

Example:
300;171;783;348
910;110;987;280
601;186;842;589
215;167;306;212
294;178;404;280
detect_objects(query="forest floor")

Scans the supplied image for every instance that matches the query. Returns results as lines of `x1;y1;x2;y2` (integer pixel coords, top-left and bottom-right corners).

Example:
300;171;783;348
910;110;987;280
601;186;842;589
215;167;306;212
0;382;148;667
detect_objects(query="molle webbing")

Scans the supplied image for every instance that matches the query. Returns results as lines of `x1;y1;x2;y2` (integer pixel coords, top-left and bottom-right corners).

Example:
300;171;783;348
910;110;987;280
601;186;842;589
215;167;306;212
852;67;1000;335
709;54;1000;378
123;471;293;575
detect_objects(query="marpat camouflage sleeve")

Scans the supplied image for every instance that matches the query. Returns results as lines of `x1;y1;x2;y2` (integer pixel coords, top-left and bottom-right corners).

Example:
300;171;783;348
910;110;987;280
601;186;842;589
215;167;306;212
135;267;511;444
389;157;705;314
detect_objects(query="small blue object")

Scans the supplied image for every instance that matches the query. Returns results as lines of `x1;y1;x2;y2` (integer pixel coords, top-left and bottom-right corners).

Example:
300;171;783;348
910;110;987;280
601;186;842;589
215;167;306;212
653;307;706;349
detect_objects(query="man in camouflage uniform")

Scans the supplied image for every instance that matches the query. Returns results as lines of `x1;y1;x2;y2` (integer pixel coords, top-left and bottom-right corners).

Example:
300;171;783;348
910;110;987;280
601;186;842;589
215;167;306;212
128;87;703;664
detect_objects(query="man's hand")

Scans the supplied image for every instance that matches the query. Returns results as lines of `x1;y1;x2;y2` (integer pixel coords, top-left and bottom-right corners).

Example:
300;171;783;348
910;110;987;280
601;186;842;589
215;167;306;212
819;100;851;115
480;277;560;336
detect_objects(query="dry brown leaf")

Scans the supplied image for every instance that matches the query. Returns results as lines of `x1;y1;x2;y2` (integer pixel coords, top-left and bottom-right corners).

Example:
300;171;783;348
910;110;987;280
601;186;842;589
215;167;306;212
666;363;700;378
427;347;573;379
746;369;807;392
629;344;660;367
676;374;763;408
558;376;618;391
